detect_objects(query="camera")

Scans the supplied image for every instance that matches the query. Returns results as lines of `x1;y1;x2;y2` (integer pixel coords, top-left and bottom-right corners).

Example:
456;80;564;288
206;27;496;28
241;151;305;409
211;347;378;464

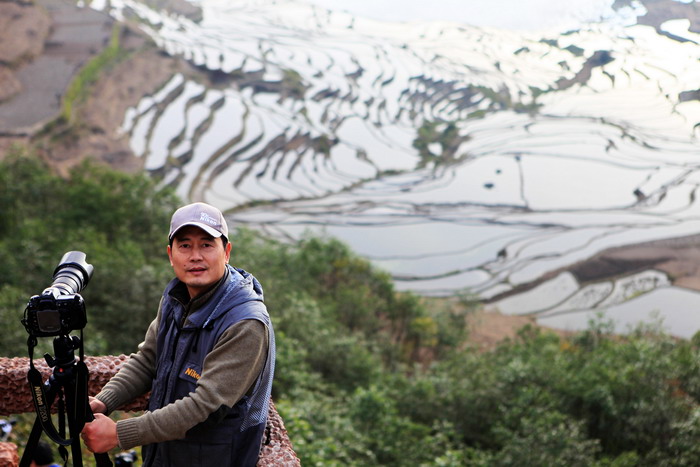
22;251;94;337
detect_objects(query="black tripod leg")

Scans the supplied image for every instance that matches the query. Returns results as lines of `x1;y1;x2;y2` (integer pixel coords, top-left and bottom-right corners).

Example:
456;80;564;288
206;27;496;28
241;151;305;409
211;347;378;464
64;377;112;466
71;434;84;467
60;378;84;467
73;364;113;467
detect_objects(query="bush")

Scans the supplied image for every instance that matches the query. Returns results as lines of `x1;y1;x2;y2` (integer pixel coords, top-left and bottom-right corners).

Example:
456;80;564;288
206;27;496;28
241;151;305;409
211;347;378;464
488;409;600;466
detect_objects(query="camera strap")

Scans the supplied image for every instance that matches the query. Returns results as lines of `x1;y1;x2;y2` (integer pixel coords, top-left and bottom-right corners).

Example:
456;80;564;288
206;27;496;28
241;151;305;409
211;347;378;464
26;339;74;447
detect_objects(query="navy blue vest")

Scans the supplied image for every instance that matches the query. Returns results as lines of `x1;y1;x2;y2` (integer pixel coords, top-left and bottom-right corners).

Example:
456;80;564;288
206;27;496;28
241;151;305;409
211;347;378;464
143;265;275;467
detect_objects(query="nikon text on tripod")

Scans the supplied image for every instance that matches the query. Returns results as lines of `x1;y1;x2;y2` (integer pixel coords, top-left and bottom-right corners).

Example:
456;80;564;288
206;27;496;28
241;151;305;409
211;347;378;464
22;251;93;337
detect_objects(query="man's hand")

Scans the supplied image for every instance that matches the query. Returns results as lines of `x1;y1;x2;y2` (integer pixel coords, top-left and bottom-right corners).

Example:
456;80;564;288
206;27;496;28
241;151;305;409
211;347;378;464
89;396;107;415
81;413;118;453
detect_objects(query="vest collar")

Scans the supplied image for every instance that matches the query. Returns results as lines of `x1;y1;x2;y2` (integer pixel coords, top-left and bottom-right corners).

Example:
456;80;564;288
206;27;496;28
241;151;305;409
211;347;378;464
169;268;230;328
166;265;264;330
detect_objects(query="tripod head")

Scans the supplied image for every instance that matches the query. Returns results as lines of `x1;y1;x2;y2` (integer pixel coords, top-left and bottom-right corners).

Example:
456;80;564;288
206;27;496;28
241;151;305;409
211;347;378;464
45;334;81;369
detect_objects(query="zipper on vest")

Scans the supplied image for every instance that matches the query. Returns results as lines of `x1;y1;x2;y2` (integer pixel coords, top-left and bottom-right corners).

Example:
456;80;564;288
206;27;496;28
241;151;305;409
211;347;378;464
192;328;201;354
170;326;180;362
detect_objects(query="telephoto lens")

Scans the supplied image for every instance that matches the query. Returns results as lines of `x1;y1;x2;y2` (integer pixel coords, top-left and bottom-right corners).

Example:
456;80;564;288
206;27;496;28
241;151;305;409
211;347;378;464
23;251;94;337
44;251;94;298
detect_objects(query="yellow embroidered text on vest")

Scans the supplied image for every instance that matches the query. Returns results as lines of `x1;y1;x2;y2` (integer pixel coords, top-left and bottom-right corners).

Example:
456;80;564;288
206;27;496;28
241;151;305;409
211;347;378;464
185;367;201;380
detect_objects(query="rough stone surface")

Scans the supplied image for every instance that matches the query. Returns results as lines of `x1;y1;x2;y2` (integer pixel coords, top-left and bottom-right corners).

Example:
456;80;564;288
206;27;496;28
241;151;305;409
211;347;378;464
259;400;301;467
0;442;18;466
0;356;299;466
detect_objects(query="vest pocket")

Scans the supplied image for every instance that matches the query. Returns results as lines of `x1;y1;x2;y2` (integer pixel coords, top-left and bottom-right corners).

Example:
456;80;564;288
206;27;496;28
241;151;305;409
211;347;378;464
179;361;203;384
170;361;202;402
159;438;233;467
187;404;244;443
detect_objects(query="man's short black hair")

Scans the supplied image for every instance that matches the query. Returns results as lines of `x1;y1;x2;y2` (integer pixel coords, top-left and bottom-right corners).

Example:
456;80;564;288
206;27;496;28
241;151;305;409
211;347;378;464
33;440;55;465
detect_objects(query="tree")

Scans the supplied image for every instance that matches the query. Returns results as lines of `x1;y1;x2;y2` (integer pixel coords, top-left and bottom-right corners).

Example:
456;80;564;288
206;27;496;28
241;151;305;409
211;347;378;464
0;146;179;355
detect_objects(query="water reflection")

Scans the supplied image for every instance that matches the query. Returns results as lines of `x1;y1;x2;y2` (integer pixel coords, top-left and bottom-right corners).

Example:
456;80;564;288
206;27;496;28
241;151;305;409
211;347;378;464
99;0;700;335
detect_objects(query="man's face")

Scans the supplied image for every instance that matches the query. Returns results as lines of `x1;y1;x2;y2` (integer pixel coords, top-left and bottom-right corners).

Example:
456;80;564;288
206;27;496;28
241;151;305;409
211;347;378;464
167;225;232;298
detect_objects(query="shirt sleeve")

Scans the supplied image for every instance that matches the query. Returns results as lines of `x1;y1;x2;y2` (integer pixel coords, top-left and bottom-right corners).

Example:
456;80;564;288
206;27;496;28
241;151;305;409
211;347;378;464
114;318;269;449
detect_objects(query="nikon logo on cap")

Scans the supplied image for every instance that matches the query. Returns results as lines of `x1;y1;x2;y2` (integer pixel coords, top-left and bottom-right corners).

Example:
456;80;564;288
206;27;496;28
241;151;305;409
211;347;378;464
200;212;218;226
169;202;229;241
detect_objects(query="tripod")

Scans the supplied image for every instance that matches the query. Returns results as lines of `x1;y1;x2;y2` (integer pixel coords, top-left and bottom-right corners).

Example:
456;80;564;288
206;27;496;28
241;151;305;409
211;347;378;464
20;333;112;467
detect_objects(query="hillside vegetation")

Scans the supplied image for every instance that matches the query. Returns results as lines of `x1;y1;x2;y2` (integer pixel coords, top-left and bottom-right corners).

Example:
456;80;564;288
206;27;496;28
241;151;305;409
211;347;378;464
2;148;700;465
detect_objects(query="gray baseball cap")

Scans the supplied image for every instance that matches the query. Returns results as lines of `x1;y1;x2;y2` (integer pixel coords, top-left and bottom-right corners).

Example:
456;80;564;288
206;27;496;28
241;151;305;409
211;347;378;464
169;202;229;242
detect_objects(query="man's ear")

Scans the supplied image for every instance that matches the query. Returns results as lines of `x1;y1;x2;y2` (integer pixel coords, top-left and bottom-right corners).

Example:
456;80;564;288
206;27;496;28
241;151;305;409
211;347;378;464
167;244;174;266
225;241;232;262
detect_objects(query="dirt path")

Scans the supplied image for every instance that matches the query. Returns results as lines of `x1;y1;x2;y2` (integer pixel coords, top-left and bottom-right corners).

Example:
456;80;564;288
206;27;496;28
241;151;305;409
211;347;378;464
0;0;114;134
0;0;195;174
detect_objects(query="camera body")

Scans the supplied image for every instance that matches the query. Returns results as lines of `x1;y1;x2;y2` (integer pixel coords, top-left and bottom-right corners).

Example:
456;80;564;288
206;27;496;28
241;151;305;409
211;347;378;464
23;251;93;338
24;293;87;337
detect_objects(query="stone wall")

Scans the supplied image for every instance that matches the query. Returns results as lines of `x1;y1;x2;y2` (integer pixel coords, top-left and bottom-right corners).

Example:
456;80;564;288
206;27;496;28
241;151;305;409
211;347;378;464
0;356;299;466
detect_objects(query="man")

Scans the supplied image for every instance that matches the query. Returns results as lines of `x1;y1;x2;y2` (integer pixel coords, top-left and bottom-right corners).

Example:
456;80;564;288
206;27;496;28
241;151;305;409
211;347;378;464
81;202;275;467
